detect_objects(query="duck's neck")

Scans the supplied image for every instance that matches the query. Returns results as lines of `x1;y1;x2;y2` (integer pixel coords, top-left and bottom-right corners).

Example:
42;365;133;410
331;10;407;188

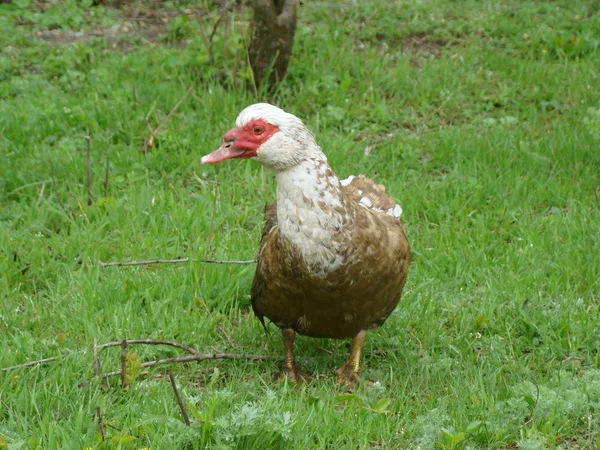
275;158;354;272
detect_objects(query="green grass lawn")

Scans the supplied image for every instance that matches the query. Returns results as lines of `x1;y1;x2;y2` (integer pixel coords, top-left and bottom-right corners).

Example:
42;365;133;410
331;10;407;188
1;0;600;448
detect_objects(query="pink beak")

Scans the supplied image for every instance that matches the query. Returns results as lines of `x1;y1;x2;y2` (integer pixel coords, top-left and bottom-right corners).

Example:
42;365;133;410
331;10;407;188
200;141;246;165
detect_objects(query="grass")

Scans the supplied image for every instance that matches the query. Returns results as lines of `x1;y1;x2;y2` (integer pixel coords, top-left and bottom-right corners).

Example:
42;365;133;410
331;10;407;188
1;0;600;448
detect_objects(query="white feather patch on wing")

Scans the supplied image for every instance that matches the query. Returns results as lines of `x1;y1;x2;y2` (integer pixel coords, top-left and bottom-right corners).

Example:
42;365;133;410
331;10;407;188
357;196;403;218
341;174;404;219
340;175;355;187
390;204;403;218
359;197;373;207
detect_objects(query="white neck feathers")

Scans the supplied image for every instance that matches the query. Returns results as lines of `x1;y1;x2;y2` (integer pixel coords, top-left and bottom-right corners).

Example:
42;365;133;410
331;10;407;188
275;158;354;274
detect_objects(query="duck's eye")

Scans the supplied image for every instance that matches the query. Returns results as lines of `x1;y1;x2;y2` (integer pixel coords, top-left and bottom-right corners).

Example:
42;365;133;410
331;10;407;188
253;127;264;134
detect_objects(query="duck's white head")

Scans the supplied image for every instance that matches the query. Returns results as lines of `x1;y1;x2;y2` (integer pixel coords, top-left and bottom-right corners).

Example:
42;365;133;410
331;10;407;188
201;103;323;171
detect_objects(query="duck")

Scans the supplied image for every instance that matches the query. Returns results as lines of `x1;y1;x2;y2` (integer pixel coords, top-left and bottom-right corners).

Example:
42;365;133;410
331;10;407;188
201;103;410;384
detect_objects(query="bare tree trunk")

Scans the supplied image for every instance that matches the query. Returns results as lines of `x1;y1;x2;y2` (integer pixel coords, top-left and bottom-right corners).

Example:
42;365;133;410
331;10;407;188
248;0;297;89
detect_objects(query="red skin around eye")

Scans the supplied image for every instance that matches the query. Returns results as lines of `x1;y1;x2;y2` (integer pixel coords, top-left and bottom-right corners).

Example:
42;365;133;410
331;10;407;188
223;119;279;158
200;119;279;165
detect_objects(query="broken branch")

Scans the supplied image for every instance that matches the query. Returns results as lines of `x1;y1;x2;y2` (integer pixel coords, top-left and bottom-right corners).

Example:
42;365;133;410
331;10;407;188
2;355;67;372
96;339;201;356
169;372;190;426
218;323;236;348
120;339;127;388
102;353;269;378
98;258;256;267
96;407;105;441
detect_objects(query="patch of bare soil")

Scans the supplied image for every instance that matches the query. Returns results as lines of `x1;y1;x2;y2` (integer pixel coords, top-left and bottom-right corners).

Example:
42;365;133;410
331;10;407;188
399;32;448;58
34;1;205;49
354;31;449;60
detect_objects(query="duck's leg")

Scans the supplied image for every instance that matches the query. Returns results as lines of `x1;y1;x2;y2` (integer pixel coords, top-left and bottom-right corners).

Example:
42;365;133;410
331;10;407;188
276;328;309;383
336;330;369;385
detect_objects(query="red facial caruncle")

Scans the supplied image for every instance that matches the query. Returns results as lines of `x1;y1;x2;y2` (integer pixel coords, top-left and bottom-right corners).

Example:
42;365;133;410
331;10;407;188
201;119;279;165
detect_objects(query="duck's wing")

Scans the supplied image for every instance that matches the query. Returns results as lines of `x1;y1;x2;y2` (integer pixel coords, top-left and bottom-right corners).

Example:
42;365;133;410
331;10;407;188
340;175;403;220
250;202;278;332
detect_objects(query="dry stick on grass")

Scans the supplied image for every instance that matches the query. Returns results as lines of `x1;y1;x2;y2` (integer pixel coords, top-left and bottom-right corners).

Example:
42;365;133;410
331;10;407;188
96;339;201;356
98;258;256;267
102;353;269;378
93;338;109;391
169;372;190;426
317;346;333;356
120;339;127;388
2;341;269;375
85;126;93;206
2;355;67;372
96;407;105;441
105;422;122;432
145;86;193;151
407;326;423;354
218;322;237;348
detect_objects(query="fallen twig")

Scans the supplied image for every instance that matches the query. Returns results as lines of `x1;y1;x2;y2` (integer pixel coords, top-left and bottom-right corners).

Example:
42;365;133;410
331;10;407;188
169;372;190;426
105;422;121;432
96;339;200;356
93;337;109;391
218;323;236;348
96;407;105;441
407;326;423;354
102;353;269;378
98;258;256;267
145;86;193;150
317;346;333;356
2;355;67;372
120;339;127;388
3;341;269;379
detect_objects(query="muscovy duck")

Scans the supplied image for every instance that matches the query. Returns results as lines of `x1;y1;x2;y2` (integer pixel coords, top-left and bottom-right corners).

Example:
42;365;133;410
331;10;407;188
201;103;410;384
